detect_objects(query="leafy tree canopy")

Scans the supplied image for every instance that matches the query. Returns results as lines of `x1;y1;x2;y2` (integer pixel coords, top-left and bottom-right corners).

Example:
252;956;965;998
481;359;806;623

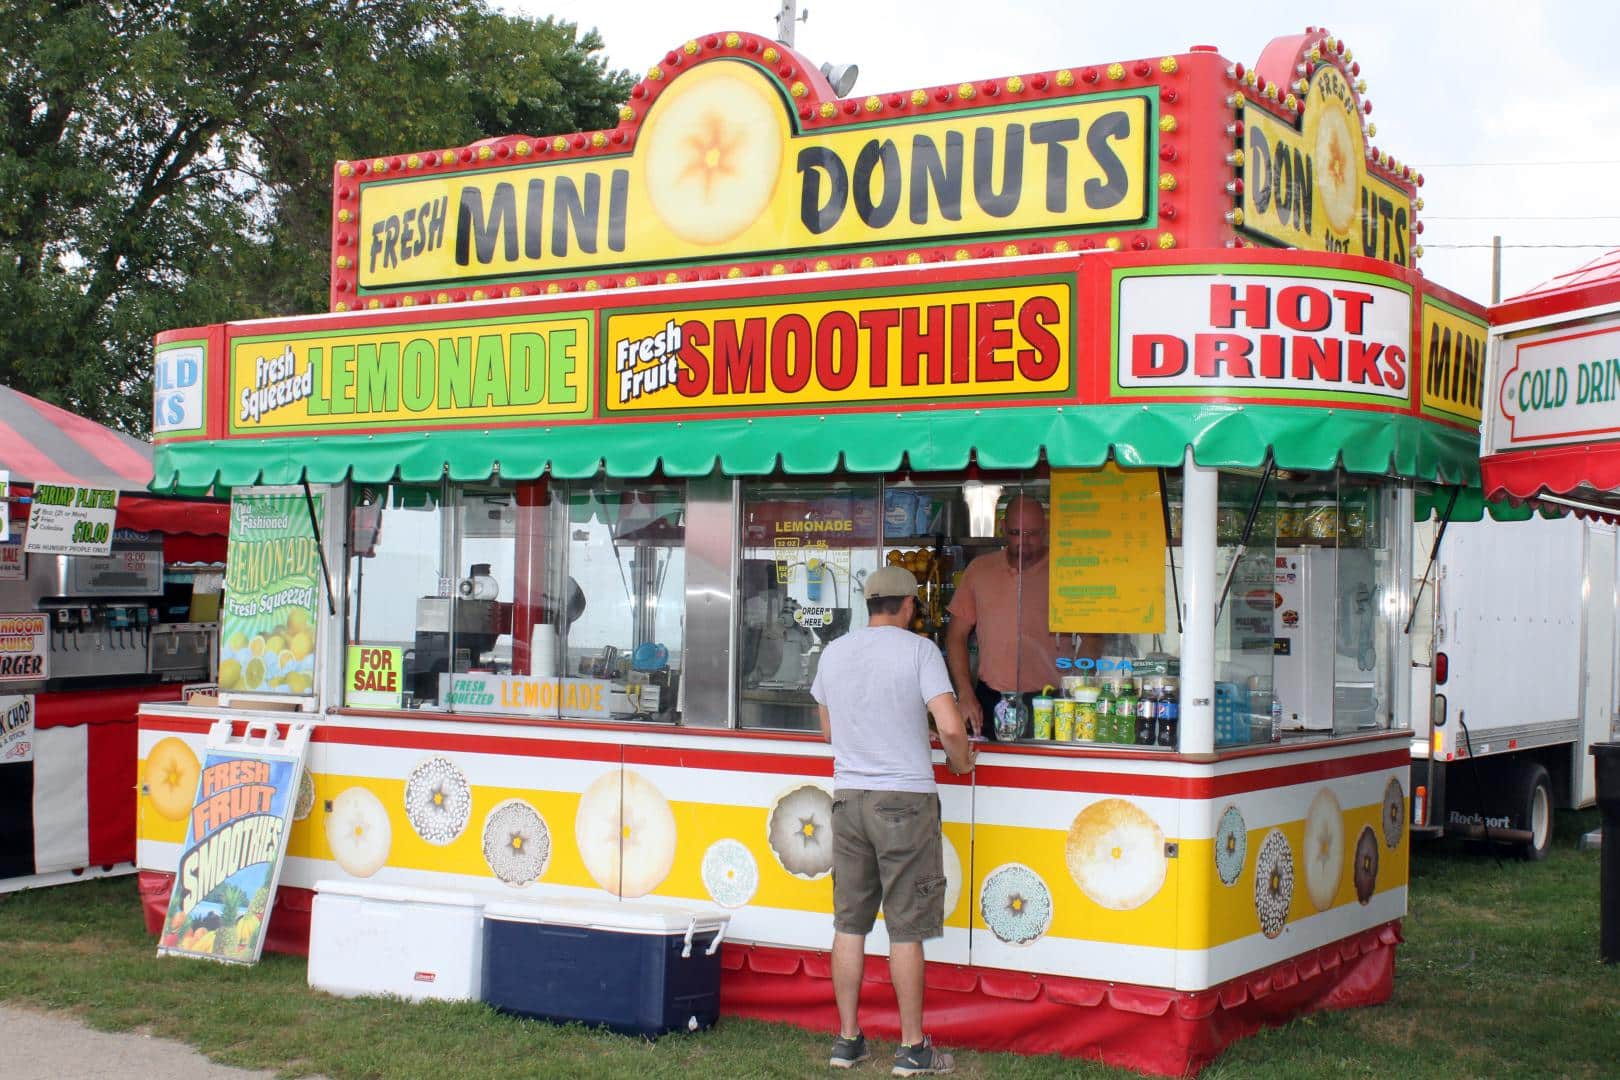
0;0;633;433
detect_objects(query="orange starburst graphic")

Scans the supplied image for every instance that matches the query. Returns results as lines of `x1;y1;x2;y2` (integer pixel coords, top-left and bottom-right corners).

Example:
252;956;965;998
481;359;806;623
678;112;743;200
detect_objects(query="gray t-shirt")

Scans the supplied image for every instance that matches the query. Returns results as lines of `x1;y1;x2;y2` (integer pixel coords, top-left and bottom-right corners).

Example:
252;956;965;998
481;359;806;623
811;625;955;794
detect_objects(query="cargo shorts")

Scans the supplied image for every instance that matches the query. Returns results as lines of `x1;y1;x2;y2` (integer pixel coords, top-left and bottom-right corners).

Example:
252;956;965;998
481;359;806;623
830;789;946;944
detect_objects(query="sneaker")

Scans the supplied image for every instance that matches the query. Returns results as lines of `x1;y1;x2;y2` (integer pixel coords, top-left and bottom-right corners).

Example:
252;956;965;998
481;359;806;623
830;1032;869;1069
892;1036;954;1076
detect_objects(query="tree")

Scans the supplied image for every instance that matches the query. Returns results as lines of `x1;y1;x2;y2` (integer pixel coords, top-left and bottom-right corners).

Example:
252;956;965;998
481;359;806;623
0;1;633;433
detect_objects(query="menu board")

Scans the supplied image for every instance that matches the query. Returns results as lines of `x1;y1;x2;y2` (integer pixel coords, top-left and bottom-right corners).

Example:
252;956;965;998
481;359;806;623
1049;465;1167;633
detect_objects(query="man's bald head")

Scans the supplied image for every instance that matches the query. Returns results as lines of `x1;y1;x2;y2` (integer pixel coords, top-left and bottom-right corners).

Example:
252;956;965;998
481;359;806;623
1002;494;1049;568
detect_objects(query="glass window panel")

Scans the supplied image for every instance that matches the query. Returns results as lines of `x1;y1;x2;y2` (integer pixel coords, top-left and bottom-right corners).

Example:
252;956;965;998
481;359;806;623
1216;471;1277;748
345;482;448;709
738;479;880;731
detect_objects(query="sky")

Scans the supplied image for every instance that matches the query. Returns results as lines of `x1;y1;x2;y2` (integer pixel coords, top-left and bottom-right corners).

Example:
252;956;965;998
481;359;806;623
496;0;1620;307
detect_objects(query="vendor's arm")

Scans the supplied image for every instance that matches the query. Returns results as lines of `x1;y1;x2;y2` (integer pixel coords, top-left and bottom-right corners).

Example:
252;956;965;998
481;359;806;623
928;692;976;775
944;610;982;736
818;703;831;744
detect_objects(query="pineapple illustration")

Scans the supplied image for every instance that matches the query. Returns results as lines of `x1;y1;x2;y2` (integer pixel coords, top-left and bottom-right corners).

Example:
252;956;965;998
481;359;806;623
214;884;248;954
250;884;270;916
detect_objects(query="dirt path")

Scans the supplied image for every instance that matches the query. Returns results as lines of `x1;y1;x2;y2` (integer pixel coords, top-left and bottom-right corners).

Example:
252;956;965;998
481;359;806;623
0;1005;315;1079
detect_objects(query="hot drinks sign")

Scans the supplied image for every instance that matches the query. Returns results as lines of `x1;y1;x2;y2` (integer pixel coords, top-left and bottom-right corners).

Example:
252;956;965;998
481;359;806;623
1111;264;1412;408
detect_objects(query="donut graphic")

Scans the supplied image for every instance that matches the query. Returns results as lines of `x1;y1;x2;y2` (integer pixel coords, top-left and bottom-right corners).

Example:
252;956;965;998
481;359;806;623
143;738;200;822
1382;776;1406;850
701;839;759;909
483;799;552;887
293;768;315;822
1215;804;1248;887
941;833;964;920
1064;798;1167;911
403;756;472;846
1353;825;1380;905
1303;788;1345;912
767;784;835;880
1254;828;1294;939
575;768;677;898
979;863;1053;946
325;787;392;878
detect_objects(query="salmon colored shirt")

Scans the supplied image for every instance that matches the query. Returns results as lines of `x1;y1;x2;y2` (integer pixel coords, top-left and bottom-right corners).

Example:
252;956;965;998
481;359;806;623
949;551;1063;693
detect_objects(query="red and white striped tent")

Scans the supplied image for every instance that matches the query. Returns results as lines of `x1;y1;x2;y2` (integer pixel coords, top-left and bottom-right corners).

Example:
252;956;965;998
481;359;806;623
2;384;228;891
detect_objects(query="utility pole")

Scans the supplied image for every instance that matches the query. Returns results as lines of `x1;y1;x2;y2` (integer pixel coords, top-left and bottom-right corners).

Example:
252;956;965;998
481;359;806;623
1491;234;1502;304
776;1;805;47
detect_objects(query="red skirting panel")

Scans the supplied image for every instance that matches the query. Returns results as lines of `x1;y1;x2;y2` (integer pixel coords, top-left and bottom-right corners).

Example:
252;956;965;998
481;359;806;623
135;871;1395;1074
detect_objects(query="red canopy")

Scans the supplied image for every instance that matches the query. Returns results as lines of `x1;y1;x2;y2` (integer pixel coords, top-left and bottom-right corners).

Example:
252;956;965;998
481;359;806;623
2;384;227;538
1491;248;1620;329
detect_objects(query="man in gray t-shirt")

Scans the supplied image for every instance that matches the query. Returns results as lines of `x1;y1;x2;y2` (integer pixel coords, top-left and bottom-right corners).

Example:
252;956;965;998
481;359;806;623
811;566;974;1075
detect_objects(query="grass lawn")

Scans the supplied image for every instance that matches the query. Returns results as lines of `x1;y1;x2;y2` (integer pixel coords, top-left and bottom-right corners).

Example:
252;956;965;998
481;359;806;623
3;811;1618;1079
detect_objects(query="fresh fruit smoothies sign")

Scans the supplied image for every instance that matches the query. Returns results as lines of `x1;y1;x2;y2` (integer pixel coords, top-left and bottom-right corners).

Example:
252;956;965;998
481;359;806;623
1491;313;1620;451
228;314;592;433
220;493;320;695
158;749;301;964
1240;64;1413;267
607;279;1071;412
1112;265;1412;407
353;59;1150;294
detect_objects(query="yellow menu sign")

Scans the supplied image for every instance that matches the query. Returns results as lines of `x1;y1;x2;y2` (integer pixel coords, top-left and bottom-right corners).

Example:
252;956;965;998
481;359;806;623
1049;465;1166;633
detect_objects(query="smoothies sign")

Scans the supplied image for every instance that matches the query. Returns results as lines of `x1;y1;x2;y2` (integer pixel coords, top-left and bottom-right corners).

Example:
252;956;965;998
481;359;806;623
1112;265;1412;407
1492;313;1620;451
220;493;320;695
1240;62;1413;266
347;58;1151;299
605;279;1072;412
158;722;310;965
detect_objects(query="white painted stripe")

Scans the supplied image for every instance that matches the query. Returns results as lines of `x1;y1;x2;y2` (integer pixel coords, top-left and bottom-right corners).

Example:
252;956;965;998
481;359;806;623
31;725;89;874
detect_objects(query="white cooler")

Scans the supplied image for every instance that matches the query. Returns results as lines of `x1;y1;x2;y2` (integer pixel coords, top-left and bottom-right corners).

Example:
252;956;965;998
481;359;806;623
308;880;485;1002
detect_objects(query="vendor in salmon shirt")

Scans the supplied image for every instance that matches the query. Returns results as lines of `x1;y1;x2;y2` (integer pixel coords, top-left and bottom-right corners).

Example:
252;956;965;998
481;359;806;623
945;494;1094;739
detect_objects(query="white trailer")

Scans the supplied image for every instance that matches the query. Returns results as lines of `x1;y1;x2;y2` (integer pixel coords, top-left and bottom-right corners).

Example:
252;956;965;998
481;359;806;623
1409;499;1620;857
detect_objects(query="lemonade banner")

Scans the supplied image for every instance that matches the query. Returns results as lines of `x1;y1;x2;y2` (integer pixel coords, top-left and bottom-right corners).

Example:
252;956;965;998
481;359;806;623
158;719;311;965
1049;465;1167;633
221;492;321;696
1239;64;1413;267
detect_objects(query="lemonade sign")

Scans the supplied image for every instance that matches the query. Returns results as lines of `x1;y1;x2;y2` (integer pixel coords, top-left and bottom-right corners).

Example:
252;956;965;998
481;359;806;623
220;493;321;696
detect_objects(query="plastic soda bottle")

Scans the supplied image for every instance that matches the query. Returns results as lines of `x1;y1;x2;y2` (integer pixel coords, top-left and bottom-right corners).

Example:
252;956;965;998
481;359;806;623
1096;680;1116;743
1115;679;1137;743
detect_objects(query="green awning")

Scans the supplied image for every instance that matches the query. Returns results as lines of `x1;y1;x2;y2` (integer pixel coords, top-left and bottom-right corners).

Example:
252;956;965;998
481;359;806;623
152;404;1481;491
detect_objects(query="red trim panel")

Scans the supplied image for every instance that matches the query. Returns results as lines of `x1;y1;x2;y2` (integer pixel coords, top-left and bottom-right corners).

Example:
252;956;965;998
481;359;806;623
1481;444;1620;504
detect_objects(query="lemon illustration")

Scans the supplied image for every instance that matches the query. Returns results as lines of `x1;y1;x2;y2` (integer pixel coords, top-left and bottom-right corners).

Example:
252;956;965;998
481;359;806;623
290;631;313;660
266;633;286;655
278;648;297;671
227;630;248;652
244;656;267;689
249;634;267;658
287;672;313;695
145;738;200;820
219;658;242;690
643;61;784;246
286;608;310;634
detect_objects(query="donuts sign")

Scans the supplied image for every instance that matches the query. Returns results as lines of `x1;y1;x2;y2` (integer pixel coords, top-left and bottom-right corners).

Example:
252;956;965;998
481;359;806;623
1113;265;1412;407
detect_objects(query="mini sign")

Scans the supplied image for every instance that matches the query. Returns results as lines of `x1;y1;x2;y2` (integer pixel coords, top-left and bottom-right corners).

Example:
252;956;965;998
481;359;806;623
0;613;49;684
1420;296;1487;425
345;644;404;709
1112;265;1412;407
24;484;119;556
1492;313;1620;451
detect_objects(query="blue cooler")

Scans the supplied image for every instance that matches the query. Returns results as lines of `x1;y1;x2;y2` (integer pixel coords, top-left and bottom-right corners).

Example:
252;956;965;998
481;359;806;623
481;898;730;1038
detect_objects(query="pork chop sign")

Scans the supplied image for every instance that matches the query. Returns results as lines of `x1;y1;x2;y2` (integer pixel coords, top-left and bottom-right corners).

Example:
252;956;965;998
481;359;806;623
1110;263;1412;409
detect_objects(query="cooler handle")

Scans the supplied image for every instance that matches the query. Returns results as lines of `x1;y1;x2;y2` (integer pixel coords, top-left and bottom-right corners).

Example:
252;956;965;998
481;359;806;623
680;917;729;958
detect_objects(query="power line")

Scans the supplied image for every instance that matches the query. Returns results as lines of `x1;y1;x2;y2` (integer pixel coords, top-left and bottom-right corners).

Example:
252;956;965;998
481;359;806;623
1422;159;1620;168
1424;242;1620;250
1426;215;1620;221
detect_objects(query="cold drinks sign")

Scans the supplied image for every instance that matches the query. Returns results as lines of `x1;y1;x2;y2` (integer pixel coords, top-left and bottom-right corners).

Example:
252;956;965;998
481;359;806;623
1492;313;1620;451
1112;265;1412;408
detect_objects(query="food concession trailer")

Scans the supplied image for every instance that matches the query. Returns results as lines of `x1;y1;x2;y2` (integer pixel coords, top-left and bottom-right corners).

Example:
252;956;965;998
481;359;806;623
1;385;225;892
136;27;1484;1073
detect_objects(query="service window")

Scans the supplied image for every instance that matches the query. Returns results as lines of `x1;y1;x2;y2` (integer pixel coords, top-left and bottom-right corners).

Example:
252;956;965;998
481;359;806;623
345;482;451;710
738;479;881;731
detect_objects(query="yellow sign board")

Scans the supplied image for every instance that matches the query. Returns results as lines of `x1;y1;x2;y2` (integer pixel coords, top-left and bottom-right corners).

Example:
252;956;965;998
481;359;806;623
1418;296;1486;425
228;314;592;433
357;60;1151;292
603;280;1072;412
1049;465;1166;633
1240;66;1413;266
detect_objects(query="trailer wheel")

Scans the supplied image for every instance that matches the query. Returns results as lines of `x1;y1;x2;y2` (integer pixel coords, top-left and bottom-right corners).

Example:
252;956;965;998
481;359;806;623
1512;764;1553;861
